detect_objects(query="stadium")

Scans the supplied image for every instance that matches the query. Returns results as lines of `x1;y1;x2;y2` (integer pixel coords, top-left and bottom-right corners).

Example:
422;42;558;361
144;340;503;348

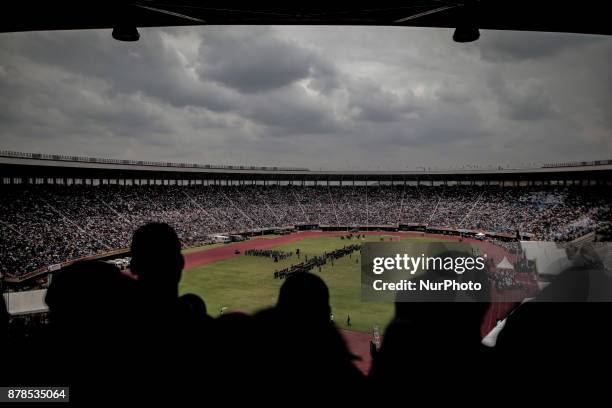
2;3;612;401
2;150;611;375
2;151;610;278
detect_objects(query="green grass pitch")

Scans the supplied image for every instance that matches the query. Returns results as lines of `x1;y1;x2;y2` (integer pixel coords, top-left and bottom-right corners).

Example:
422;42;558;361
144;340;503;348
179;234;446;333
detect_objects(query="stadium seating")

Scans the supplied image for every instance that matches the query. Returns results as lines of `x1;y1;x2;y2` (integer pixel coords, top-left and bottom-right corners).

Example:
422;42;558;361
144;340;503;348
0;184;609;277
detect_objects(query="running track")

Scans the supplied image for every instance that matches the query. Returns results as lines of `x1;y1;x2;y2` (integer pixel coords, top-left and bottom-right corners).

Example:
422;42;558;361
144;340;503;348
183;230;527;374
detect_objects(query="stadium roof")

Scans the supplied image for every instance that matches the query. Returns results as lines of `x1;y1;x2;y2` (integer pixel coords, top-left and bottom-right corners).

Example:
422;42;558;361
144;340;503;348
1;1;611;39
1;151;612;182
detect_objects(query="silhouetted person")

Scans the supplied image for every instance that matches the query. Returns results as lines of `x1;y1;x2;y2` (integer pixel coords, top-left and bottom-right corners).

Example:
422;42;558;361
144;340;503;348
44;260;137;398
176;292;213;366
369;249;491;394
46;261;135;335
277;272;331;325
210;311;258;394
128;223;209;399
254;273;364;400
495;244;612;389
130;222;185;308
177;293;212;334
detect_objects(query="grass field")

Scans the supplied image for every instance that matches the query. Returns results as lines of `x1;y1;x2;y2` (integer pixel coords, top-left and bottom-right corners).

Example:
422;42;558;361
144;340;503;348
179;234;446;333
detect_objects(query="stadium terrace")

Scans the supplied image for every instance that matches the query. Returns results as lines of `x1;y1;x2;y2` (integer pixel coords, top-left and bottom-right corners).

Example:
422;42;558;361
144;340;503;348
0;151;611;280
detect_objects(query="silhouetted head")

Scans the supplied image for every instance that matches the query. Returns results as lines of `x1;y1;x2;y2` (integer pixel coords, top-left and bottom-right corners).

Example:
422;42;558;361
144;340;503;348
177;293;211;330
130;223;184;301
45;260;134;337
277;272;330;325
178;293;207;316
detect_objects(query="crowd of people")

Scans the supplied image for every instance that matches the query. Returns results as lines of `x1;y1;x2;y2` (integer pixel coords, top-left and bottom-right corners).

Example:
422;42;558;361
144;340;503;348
245;249;293;260
274;257;327;280
2;222;610;402
273;244;361;280
488;269;523;291
0;184;609;277
323;244;362;261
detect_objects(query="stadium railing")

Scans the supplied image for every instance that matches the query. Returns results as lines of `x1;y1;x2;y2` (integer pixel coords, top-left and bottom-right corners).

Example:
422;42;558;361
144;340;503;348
0;150;309;172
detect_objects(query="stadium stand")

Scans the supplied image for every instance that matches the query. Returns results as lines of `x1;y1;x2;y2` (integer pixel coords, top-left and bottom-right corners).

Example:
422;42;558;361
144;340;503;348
0;181;610;278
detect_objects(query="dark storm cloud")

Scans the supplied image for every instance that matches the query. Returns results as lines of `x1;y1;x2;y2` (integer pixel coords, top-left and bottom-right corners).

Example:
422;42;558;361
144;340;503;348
0;30;239;112
0;28;343;139
307;60;341;95
197;28;334;94
346;78;417;123
242;87;342;136
0;26;611;169
487;73;556;121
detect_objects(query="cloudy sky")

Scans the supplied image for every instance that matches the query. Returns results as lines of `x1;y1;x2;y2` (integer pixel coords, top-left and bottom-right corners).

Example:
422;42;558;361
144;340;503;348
0;26;611;170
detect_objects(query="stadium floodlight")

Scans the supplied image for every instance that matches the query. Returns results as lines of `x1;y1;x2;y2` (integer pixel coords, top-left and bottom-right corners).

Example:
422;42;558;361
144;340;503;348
453;26;480;42
112;25;140;42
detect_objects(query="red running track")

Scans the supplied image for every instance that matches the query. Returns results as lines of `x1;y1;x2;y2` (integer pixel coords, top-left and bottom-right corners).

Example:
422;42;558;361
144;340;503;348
183;230;524;374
